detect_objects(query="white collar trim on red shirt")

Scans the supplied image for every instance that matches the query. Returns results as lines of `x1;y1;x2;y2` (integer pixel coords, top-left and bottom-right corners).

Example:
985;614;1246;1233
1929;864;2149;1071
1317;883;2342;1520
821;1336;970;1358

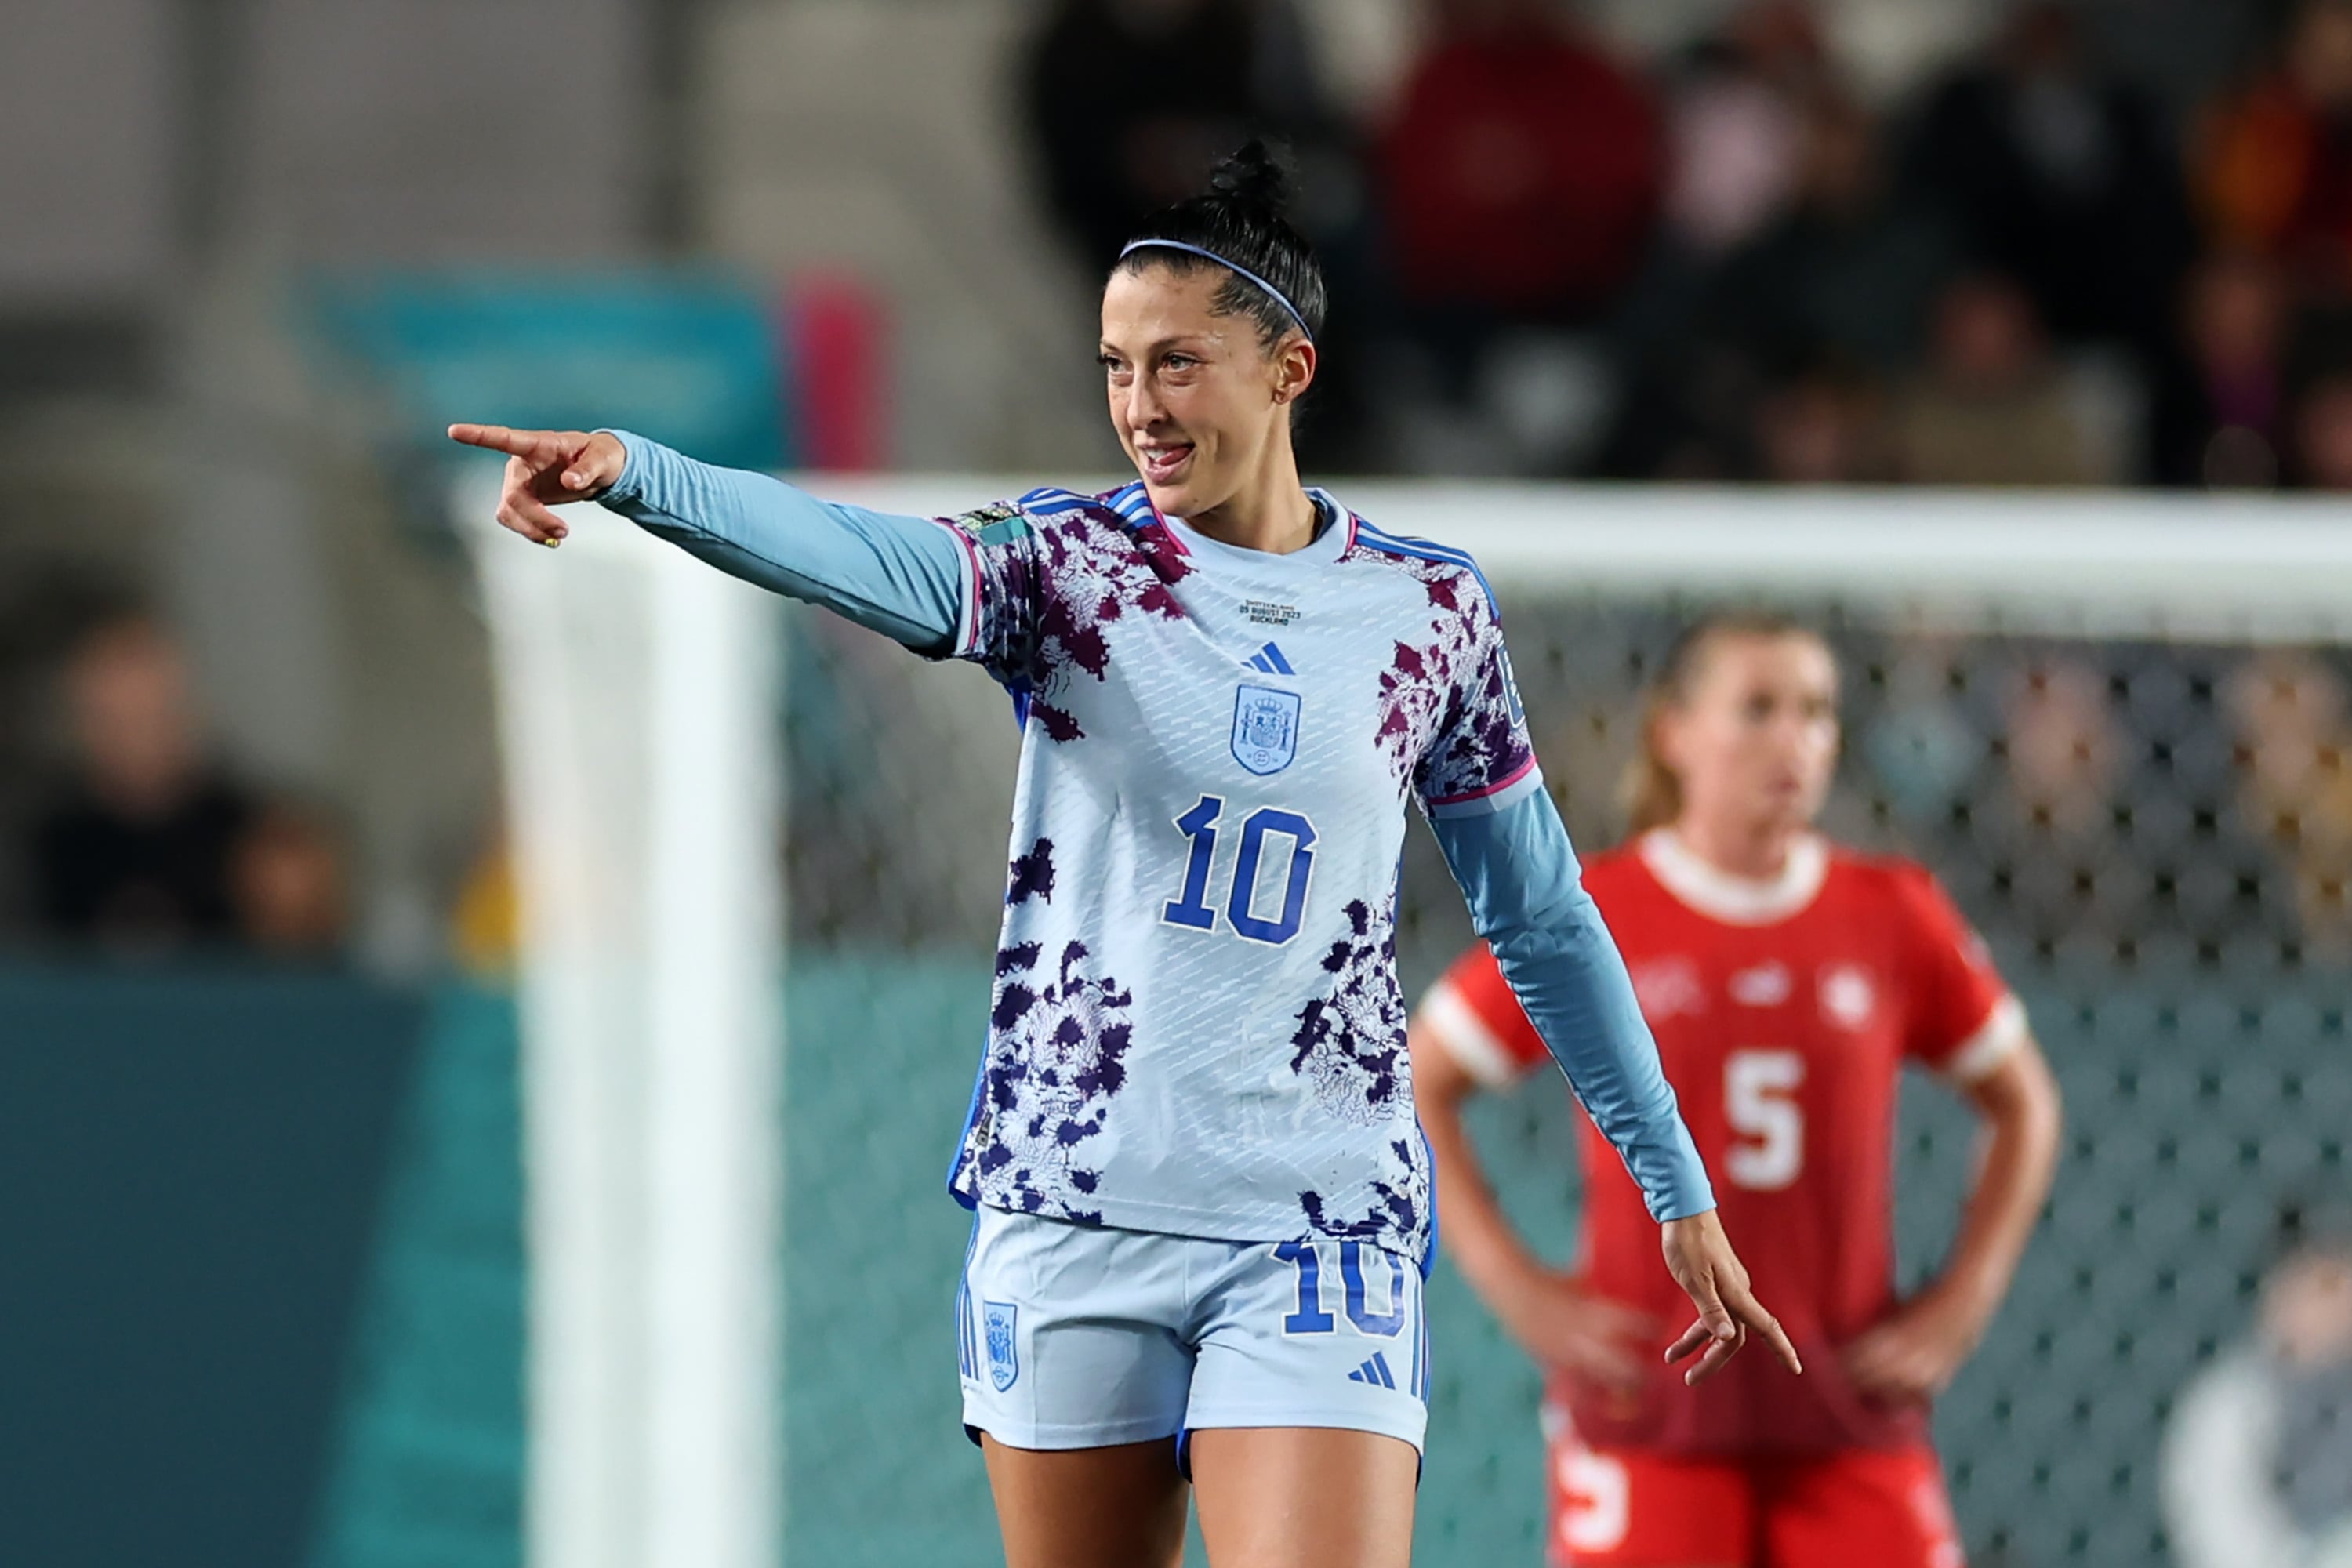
1637;829;1830;926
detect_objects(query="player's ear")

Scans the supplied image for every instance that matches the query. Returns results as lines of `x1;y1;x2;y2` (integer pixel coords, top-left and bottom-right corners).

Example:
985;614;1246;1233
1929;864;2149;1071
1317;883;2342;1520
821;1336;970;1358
1271;337;1316;407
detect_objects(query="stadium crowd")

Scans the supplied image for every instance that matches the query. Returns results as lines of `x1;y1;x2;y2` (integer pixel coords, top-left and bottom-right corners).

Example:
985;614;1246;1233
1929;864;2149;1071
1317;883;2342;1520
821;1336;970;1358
1024;0;2352;486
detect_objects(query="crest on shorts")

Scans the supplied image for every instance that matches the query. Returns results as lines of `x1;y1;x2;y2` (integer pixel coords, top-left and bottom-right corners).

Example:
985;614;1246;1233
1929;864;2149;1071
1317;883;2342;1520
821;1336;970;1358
982;1301;1020;1392
1232;684;1302;775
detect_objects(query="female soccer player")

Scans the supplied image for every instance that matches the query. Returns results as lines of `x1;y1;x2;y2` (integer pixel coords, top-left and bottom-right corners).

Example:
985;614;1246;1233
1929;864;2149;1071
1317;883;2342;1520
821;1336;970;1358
1410;614;2064;1568
452;146;1795;1568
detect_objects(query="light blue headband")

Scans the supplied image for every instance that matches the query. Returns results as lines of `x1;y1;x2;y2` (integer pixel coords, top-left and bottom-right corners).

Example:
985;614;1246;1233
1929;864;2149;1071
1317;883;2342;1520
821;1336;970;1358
1119;239;1313;343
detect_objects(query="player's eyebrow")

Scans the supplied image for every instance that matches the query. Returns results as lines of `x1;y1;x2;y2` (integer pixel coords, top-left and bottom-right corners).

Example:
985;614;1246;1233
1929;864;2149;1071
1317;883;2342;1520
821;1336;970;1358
1099;332;1220;358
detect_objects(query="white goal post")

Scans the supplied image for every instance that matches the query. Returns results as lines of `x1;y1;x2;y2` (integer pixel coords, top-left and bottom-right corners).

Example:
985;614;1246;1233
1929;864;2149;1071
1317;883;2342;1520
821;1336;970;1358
464;474;782;1568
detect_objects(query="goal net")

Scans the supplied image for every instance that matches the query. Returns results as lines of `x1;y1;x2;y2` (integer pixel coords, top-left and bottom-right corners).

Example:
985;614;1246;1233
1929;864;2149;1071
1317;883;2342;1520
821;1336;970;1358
470;474;2352;1568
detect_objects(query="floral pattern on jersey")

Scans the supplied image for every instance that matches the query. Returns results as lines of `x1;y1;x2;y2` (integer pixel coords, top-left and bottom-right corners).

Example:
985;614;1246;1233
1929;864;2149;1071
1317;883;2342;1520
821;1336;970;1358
1289;897;1409;1127
1299;1138;1427;1245
1415;623;1534;808
1371;631;1471;787
1006;837;1056;906
944;495;1192;743
1350;546;1535;808
955;938;1134;1223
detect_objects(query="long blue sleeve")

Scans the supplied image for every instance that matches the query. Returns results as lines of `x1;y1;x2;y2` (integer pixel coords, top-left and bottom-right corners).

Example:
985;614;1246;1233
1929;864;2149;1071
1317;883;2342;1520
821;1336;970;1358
1430;790;1715;1222
597;430;967;652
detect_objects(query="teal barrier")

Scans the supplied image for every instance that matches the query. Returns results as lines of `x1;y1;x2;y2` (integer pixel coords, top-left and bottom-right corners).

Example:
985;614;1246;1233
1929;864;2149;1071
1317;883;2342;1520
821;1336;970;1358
309;985;524;1568
0;967;423;1568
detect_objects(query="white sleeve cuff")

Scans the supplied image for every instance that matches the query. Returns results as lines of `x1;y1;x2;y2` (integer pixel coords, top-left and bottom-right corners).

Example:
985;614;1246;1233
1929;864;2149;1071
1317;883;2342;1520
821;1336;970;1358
1417;978;1528;1090
1940;993;2028;1085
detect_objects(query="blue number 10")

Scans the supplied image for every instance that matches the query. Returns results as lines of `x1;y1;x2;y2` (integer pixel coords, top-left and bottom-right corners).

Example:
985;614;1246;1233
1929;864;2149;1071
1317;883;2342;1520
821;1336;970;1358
1274;1241;1406;1338
1161;797;1224;930
1159;795;1318;945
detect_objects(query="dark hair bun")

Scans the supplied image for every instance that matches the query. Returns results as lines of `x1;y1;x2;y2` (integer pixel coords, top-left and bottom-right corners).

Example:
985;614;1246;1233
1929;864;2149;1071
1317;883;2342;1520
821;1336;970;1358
1115;137;1327;348
1207;140;1291;217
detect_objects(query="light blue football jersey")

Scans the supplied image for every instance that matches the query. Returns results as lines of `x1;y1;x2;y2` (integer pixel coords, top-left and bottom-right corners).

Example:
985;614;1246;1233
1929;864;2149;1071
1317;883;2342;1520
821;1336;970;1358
938;483;1542;1265
598;430;1711;1258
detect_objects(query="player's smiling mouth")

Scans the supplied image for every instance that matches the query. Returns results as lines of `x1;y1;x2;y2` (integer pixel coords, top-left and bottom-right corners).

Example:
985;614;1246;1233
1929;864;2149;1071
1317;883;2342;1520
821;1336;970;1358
1138;443;1195;484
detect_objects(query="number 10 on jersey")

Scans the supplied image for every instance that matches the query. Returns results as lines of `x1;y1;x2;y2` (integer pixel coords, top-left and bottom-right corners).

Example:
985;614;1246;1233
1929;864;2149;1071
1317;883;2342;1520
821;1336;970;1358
1161;793;1319;946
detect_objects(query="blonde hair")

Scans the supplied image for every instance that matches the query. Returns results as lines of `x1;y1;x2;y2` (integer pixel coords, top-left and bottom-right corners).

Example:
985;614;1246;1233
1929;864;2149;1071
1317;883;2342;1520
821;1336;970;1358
1620;612;1834;836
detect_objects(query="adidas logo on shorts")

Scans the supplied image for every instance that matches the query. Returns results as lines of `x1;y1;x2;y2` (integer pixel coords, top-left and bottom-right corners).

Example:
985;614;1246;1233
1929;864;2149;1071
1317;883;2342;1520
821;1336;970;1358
1347;1351;1398;1389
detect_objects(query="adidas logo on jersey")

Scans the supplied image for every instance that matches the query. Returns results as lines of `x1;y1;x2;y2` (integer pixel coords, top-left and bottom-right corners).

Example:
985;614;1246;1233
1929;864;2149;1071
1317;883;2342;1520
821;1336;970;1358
1244;641;1295;676
1348;1351;1398;1389
1729;963;1792;1007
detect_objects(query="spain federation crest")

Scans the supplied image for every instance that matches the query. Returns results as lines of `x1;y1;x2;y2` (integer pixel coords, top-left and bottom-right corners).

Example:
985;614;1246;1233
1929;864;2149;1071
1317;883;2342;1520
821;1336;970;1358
1232;684;1303;775
982;1301;1020;1391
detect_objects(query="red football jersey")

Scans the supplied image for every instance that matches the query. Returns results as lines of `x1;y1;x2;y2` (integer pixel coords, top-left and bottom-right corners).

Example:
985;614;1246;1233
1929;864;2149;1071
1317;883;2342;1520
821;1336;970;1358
1417;830;2024;1458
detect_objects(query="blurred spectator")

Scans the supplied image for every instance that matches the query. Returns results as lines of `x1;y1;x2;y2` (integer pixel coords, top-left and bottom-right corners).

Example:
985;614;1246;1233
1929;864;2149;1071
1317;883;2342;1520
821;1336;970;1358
2198;0;2352;296
1910;1;2193;356
2006;659;2119;839
1377;0;1661;327
231;802;349;958
1889;274;2106;485
1022;0;1339;270
1984;657;2129;957
31;617;253;949
2228;651;2352;956
1658;1;1833;260
1750;365;1886;482
27;615;346;958
2163;1223;2352;1567
2150;252;2293;487
1708;93;1959;378
2293;372;2352;488
1609;87;1956;485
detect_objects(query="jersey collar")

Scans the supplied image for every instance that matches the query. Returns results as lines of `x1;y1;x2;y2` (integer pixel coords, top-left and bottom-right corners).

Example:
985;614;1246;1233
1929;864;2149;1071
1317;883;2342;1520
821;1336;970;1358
1166;490;1352;568
1637;829;1829;926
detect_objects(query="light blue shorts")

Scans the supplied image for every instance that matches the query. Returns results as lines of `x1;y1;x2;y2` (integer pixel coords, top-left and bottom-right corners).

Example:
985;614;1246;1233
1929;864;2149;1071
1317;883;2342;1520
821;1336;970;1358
956;1204;1430;1459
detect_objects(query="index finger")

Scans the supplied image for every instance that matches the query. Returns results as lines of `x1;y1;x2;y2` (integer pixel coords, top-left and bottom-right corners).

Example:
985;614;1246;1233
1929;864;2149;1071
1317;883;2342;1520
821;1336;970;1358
448;423;547;458
1732;1289;1803;1376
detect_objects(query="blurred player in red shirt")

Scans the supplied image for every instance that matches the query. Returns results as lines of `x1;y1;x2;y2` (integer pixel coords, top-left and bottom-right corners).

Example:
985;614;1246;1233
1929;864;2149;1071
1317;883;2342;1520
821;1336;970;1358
1410;613;2063;1567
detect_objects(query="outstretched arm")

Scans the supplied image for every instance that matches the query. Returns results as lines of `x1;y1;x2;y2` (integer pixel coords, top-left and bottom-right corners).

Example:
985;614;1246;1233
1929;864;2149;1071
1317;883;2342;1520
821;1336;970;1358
450;424;968;653
1430;789;1802;1384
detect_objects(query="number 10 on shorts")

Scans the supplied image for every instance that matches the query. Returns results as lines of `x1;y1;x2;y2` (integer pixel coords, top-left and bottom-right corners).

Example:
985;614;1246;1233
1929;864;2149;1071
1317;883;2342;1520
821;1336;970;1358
1273;1240;1407;1338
